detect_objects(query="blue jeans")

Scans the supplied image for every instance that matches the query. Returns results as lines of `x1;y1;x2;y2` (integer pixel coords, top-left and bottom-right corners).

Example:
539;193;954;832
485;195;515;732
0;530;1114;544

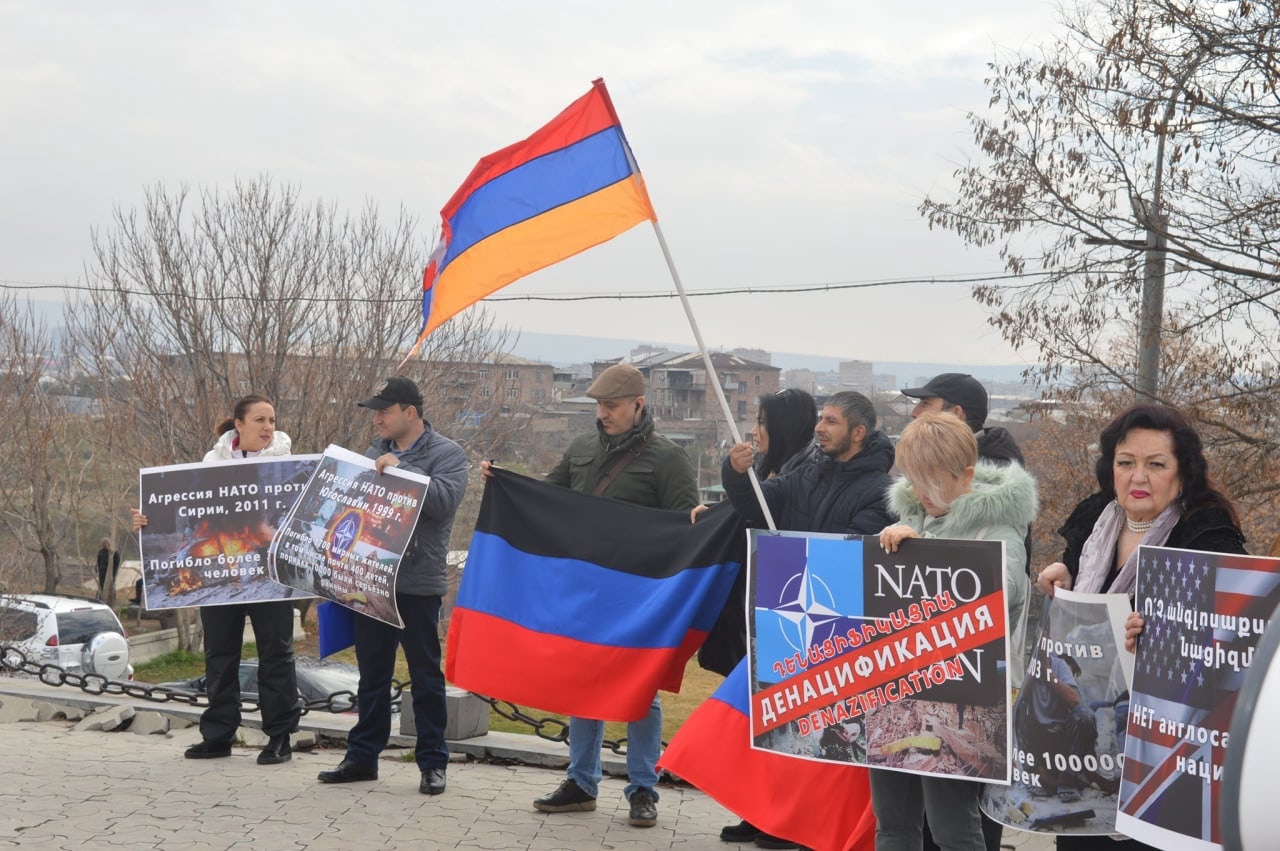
567;693;662;800
345;594;449;772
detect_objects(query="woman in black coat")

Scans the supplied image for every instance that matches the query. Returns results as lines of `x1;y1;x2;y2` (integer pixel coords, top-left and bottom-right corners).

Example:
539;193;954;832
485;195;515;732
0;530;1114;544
1036;403;1245;851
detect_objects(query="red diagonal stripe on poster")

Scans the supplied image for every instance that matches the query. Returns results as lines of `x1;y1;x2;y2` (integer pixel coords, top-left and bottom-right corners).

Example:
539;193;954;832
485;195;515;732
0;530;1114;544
751;593;1005;734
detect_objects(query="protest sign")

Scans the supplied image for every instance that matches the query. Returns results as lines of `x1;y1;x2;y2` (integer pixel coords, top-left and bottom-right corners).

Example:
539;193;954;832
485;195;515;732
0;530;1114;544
982;589;1132;835
748;530;1010;782
1116;545;1280;851
270;445;430;628
138;455;319;609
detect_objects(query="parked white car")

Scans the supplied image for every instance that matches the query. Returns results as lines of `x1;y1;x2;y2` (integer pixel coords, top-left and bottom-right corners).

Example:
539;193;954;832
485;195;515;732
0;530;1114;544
0;594;133;679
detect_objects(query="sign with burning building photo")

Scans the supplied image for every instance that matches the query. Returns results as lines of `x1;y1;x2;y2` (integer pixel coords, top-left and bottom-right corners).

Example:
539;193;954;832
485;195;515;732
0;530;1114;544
138;455;320;609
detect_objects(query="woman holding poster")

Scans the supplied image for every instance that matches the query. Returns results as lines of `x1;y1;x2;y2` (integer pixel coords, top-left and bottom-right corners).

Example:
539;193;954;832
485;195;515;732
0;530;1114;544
1037;403;1245;601
1036;403;1245;850
133;394;300;765
876;413;1038;851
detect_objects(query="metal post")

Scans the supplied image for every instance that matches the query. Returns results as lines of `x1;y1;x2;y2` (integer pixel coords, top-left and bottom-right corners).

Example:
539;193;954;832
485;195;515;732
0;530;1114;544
1136;214;1168;400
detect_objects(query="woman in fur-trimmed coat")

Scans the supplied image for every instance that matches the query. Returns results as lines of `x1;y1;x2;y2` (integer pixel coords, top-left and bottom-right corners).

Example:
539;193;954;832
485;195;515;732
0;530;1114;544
876;413;1038;851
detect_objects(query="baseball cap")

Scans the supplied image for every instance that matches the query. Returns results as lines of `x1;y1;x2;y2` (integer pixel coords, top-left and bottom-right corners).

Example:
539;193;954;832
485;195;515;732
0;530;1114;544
900;373;988;431
357;376;424;410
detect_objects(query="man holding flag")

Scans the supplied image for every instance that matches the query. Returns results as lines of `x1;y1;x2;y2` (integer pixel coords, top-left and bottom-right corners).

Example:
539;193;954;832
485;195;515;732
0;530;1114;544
482;362;697;828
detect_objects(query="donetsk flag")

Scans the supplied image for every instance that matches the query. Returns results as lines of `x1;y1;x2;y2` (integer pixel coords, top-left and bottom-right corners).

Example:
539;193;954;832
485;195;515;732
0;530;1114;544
445;467;743;721
405;78;656;357
659;660;876;851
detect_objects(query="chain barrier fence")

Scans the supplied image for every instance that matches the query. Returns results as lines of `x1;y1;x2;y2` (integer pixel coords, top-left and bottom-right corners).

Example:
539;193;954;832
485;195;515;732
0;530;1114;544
0;644;634;754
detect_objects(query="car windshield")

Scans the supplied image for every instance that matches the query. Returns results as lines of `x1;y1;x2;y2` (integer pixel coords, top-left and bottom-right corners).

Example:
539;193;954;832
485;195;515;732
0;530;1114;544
56;610;123;644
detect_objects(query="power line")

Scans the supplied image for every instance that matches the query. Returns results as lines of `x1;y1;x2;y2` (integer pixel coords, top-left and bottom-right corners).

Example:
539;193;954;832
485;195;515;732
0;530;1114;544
0;270;1069;305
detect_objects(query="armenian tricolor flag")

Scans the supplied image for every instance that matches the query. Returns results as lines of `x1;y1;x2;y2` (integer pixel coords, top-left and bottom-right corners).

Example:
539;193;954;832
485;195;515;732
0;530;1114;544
445;467;742;721
405;78;655;358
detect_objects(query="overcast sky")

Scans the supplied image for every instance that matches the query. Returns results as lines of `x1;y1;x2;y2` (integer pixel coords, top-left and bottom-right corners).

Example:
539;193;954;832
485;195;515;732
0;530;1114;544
2;1;1064;366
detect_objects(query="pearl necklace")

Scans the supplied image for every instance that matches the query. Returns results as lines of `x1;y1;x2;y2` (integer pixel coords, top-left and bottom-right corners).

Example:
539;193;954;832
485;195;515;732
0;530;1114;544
1126;516;1154;534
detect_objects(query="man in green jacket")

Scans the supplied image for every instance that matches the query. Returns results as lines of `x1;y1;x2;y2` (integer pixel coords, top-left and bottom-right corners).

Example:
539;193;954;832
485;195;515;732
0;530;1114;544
488;362;696;828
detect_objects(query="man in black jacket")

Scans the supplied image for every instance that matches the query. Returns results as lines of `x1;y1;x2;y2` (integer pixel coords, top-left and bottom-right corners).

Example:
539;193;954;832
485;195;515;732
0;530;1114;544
721;390;894;536
900;373;1024;466
717;390;893;847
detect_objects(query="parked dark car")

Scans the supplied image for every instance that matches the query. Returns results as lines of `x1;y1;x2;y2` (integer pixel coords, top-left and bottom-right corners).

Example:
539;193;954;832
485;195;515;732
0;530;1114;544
158;656;387;713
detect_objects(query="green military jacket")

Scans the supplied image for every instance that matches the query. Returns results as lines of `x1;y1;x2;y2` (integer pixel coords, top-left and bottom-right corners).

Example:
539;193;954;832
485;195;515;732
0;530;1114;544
545;411;698;511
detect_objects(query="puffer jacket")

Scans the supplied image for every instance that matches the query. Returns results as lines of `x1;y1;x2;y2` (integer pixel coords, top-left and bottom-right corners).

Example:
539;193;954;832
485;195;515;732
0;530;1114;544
722;430;896;535
203;429;292;462
545;408;698;511
365;423;468;597
887;461;1038;681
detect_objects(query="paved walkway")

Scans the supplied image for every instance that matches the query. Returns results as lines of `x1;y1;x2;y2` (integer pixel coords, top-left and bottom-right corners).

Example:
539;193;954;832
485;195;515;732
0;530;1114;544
0;679;1057;850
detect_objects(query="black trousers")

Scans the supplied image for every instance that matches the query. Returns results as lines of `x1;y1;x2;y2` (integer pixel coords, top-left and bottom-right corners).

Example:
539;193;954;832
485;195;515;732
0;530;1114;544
199;601;300;742
345;593;448;771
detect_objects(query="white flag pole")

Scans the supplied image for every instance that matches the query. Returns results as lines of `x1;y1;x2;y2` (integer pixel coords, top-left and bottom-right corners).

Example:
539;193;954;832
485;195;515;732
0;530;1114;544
648;219;777;532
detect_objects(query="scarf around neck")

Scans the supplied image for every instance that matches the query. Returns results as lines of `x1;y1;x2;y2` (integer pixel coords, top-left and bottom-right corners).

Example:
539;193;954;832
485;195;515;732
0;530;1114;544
1075;499;1182;594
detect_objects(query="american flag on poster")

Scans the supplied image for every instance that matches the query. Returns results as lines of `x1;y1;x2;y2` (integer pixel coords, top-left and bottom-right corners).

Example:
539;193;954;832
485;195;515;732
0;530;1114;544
1117;545;1280;851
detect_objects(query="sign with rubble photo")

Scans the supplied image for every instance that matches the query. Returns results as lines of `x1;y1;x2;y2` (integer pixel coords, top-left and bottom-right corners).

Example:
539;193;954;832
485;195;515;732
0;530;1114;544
138;455;320;609
748;530;1011;782
981;589;1132;835
269;445;430;629
1116;546;1280;851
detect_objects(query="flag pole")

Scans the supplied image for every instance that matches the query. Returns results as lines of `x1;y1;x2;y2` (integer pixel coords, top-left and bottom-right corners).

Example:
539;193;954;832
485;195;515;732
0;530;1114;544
594;79;777;530
649;220;778;532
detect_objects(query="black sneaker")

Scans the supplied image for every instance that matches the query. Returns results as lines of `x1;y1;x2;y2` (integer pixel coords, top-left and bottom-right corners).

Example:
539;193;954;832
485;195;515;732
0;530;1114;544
533;778;597;813
185;739;232;759
721;820;762;843
257;734;291;765
628;787;658;827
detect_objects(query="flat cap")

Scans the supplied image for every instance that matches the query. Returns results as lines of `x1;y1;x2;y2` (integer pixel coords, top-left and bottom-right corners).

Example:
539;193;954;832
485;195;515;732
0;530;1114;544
586;363;646;399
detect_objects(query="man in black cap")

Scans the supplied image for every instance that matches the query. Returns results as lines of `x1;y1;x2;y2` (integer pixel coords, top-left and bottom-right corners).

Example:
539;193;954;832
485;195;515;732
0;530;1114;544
900;373;1024;466
483;362;697;828
318;376;468;798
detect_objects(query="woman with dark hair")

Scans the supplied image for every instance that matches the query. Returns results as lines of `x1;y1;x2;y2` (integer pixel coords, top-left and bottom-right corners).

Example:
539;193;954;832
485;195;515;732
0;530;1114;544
704;389;820;848
751;388;818;479
1037;403;1245;851
1037;403;1244;599
132;395;300;765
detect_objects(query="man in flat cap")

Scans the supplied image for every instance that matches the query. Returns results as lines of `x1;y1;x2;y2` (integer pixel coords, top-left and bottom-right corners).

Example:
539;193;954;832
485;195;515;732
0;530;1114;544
318;376;468;798
484;361;696;827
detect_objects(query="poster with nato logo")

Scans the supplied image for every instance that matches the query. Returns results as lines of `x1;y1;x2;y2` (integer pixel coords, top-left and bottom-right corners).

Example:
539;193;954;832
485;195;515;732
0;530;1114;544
269;445;430;628
138;455;320;610
748;529;1011;782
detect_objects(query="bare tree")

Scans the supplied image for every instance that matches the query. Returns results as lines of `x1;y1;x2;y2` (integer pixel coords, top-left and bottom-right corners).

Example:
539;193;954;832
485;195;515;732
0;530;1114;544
920;0;1280;509
65;178;533;637
0;298;97;593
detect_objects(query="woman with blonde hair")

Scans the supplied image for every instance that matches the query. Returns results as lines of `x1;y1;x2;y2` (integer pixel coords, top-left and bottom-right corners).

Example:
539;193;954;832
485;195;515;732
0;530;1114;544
876;412;1038;850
